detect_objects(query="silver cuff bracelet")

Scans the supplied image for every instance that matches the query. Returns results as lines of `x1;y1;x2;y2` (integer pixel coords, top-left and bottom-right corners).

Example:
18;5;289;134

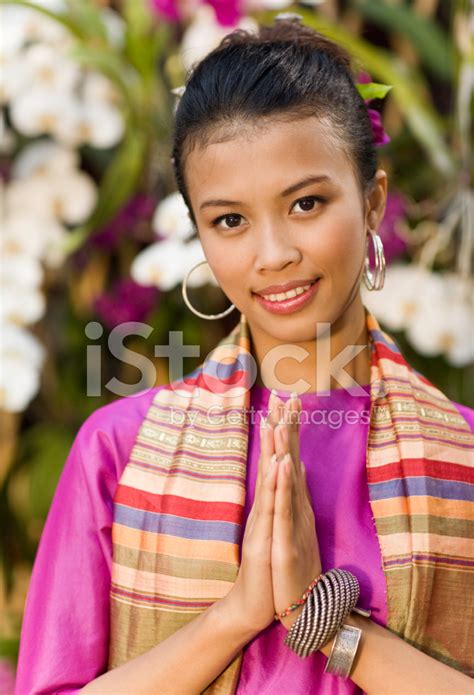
324;623;362;679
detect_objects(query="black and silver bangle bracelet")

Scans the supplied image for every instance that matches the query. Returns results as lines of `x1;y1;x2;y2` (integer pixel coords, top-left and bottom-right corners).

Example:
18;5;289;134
283;568;369;659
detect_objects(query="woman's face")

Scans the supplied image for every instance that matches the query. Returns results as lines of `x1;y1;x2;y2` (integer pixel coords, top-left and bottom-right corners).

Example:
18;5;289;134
185;115;386;346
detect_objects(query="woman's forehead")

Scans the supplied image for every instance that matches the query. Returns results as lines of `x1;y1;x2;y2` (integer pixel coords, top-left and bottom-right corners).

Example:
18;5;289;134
186;117;352;202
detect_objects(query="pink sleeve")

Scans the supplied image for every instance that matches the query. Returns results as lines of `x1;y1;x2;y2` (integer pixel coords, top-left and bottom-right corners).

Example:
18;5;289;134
14;388;159;695
452;401;474;433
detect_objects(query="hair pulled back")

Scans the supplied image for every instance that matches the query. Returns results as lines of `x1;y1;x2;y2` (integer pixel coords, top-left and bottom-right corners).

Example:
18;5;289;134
171;18;378;227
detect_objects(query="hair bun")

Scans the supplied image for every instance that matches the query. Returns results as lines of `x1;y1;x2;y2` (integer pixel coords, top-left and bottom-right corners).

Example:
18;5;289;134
218;16;353;74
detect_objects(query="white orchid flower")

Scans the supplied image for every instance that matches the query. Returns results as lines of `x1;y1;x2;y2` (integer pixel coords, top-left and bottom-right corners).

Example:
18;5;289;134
131;238;189;291
180;5;258;72
10;88;79;138
0;322;46;413
244;1;292;9
0;352;43;413
131;236;218;292
1;211;66;263
0;285;46;326
0;110;16;154
0;320;45;368
5;171;97;226
12;140;79;179
3;2;68;46
183;238;219;288
53;101;125;148
0;250;44;289
406;274;474;367
0;7;26;59
100;7;125;48
152;191;195;241
363;264;474;366
16;43;81;95
361;263;433;331
82;72;121;107
0;52;25;104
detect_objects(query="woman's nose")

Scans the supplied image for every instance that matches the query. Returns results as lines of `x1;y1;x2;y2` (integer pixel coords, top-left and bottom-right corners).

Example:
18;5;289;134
253;224;301;272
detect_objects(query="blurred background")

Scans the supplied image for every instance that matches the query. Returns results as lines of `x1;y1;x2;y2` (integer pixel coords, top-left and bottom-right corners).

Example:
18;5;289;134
0;0;472;688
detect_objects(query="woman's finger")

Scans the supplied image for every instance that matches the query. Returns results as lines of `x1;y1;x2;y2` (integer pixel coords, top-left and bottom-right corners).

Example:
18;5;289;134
254;416;275;500
287;393;301;467
285;395;304;500
268;390;284;428
273;452;294;548
273;417;298;493
273;415;288;459
299;458;312;506
254;450;279;539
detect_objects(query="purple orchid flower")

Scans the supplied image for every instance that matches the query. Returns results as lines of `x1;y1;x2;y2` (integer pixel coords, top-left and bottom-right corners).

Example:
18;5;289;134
150;0;242;26
367;107;391;146
378;191;408;264
94;278;159;329
90;194;156;251
357;70;391;147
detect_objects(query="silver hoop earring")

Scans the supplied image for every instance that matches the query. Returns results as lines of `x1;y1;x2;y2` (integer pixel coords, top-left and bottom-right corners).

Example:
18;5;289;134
181;259;236;320
363;229;386;291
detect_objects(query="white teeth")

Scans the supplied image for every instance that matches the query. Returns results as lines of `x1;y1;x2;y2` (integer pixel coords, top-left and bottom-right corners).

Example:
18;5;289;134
264;283;312;302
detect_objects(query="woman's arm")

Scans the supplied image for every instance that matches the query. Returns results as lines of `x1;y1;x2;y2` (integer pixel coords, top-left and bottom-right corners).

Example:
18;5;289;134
319;611;473;695
14;415;116;695
80;594;256;694
14;391;160;695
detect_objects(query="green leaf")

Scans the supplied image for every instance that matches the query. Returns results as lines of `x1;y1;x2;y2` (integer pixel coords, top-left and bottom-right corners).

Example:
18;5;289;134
353;0;454;81
0;0;83;38
64;0;108;43
0;638;19;662
64;131;147;253
255;8;456;177
67;43;135;114
24;424;75;519
356;82;393;101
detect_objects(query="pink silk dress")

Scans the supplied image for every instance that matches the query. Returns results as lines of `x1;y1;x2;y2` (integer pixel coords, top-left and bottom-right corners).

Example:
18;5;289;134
14;383;474;694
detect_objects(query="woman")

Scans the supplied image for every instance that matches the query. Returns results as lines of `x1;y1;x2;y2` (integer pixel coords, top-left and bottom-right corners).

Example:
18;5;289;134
15;15;474;695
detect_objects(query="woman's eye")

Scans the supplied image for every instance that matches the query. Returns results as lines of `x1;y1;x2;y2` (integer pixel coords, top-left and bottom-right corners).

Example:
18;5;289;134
211;213;243;230
211;195;325;229
291;195;325;213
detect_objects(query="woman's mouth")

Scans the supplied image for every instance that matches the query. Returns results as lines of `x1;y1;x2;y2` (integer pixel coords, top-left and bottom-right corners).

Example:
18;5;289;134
252;279;321;315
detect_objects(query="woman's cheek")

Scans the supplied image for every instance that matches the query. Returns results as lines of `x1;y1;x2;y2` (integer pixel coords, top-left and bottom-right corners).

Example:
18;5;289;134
312;215;364;274
205;246;246;300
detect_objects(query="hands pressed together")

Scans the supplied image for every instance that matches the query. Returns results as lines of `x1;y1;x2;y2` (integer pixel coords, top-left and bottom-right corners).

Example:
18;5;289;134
228;390;322;634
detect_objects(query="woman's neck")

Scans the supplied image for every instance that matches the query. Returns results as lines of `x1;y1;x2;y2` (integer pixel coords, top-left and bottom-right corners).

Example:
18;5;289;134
250;302;371;396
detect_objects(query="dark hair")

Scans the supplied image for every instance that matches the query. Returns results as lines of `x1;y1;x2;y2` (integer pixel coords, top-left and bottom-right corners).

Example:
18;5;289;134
171;17;378;230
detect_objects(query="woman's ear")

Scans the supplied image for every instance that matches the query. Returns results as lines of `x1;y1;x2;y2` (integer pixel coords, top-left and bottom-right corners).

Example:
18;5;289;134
365;169;388;231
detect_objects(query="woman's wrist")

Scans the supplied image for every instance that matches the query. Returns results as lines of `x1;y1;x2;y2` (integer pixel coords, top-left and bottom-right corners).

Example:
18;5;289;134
216;593;264;643
319;610;367;658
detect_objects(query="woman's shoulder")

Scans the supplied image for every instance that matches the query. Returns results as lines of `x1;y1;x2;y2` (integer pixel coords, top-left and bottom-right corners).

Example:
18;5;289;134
70;384;169;481
78;383;167;438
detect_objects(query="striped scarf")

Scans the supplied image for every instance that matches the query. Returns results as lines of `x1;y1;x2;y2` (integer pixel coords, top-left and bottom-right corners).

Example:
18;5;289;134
107;307;474;690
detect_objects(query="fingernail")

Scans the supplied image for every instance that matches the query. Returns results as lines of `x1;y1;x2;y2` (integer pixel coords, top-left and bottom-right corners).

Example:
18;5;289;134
290;391;301;408
270;388;278;402
270;453;278;468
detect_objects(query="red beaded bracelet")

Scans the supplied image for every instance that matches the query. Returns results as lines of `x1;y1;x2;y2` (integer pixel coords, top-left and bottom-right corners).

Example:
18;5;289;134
274;573;325;620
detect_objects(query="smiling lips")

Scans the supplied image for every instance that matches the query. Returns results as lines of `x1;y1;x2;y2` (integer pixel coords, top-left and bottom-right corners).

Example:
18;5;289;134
253;278;321;315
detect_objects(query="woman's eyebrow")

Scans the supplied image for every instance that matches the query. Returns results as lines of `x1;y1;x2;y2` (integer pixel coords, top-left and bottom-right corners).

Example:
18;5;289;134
199;174;333;211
